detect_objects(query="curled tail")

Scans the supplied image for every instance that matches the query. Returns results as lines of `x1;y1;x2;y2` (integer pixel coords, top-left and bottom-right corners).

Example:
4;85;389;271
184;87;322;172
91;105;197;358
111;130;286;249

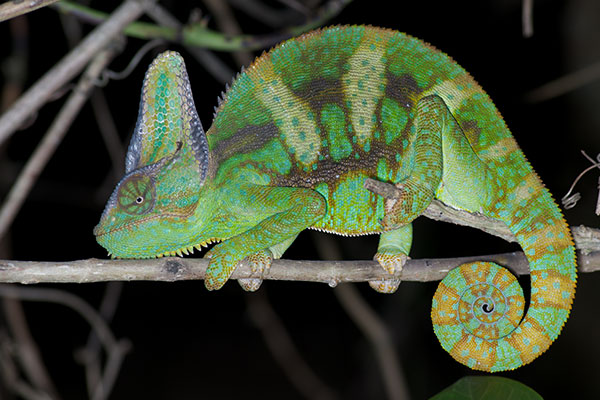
431;173;577;372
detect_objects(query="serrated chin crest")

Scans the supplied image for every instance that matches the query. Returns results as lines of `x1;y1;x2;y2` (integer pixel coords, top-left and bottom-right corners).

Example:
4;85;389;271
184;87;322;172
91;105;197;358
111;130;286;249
152;238;223;258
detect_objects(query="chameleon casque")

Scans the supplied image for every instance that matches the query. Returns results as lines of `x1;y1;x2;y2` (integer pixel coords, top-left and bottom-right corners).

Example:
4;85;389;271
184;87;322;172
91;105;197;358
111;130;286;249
94;25;577;372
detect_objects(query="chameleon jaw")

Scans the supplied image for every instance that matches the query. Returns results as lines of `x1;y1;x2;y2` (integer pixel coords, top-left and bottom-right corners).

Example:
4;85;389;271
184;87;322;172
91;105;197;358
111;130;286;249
107;237;223;259
155;237;223;258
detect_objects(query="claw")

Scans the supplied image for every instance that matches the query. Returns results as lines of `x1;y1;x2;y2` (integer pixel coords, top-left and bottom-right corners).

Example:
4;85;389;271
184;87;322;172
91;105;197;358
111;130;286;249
238;250;273;292
368;251;408;294
369;279;401;293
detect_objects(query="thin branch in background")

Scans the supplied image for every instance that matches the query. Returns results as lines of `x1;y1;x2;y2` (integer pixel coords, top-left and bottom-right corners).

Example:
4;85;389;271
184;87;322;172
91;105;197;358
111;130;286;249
522;0;533;38
276;0;311;15
52;0;353;52
580;151;600;216
562;151;600;214
524;59;600;103
0;0;59;23
1;16;30;112
76;282;124;400
101;38;167;83
0;284;131;400
246;290;338;400
0;0;155;147
90;91;126;181
58;7;127;186
203;0;254;67
313;232;410;400
144;5;234;84
0;331;53;400
2;298;60;399
334;285;410;400
0;47;121;243
228;0;302;28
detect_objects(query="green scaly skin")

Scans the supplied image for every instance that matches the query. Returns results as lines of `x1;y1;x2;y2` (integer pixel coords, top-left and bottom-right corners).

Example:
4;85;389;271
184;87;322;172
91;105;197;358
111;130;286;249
94;25;577;372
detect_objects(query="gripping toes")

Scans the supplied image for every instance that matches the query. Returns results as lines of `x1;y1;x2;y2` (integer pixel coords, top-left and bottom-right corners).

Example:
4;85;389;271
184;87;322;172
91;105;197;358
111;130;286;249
204;246;240;290
238;250;273;291
369;251;407;293
369;225;412;293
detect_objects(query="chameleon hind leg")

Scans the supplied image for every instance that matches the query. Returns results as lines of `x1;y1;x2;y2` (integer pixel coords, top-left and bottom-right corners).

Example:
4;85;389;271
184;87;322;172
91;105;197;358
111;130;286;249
238;234;298;291
369;224;412;293
369;95;445;293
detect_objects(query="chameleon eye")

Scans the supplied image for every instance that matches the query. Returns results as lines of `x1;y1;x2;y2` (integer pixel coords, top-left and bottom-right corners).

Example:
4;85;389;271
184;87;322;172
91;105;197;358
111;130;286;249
117;175;155;215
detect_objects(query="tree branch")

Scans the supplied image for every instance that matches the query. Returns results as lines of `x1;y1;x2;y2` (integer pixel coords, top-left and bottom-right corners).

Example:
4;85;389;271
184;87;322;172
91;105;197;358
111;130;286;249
0;46;121;242
0;0;155;147
0;178;598;285
0;238;597;286
0;284;131;400
52;0;353;52
0;0;59;23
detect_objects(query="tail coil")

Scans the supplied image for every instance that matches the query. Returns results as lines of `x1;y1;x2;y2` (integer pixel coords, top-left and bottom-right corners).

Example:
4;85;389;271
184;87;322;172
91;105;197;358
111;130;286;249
432;262;526;371
431;207;576;371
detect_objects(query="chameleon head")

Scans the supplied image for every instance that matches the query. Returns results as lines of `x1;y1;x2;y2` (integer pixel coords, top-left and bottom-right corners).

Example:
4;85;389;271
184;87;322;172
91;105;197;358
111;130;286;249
94;51;212;258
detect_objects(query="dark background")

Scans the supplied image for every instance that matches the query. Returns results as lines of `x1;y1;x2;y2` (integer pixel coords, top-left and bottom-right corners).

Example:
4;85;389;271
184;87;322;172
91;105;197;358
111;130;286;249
1;0;599;398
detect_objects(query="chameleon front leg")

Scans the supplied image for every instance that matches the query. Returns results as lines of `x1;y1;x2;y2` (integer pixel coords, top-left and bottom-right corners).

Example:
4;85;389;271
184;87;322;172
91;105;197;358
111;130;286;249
237;234;298;291
370;95;448;293
205;186;326;290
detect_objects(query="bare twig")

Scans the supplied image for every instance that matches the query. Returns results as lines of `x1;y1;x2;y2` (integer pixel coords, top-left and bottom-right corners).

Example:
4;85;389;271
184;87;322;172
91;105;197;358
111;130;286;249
1;177;599;285
144;5;234;84
1;17;29;112
2;298;60;399
203;0;254;67
0;284;131;400
524;59;600;103
90;91;125;180
334;284;410;400
0;0;59;23
53;0;353;52
228;0;301;28
246;290;338;400
0;285;120;349
78;282;124;400
522;0;534;38
562;151;600;214
312;232;410;399
0;0;155;147
0;47;121;242
364;179;516;243
0;245;597;286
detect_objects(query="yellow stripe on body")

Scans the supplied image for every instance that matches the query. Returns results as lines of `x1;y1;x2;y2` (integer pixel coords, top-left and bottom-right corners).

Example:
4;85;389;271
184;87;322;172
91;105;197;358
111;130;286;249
423;73;480;113
343;34;387;148
249;58;321;167
482;136;520;160
508;172;542;204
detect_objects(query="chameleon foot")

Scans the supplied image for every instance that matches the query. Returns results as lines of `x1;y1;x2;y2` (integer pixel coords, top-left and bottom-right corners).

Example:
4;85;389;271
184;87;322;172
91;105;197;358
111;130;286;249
368;251;408;293
238;250;273;291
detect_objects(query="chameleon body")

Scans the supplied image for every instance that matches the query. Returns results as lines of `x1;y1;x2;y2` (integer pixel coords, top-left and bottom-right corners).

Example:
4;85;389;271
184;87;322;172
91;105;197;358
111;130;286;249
94;25;577;371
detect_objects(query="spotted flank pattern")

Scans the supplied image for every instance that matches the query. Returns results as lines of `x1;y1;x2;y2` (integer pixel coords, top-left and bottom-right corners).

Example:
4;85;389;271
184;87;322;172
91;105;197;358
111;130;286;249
95;26;577;372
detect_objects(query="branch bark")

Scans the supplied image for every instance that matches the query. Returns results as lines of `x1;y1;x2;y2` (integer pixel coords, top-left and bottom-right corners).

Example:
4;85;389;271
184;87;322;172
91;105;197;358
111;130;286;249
0;47;120;242
0;234;597;286
0;180;598;285
0;0;59;23
0;0;155;147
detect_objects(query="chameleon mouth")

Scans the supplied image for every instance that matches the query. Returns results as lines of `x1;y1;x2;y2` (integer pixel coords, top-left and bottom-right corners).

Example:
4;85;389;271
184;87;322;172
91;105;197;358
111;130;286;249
105;237;223;259
93;214;162;238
